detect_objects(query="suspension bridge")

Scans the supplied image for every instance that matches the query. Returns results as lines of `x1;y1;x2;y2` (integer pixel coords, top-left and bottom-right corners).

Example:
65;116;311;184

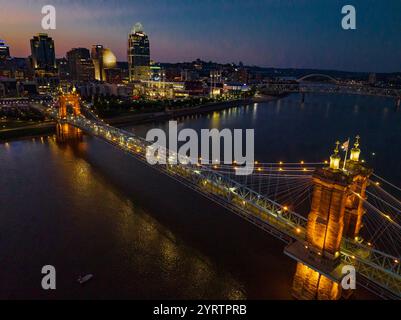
46;89;401;300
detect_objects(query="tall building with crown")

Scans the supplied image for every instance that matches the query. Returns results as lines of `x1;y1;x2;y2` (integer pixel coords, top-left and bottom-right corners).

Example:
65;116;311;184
128;23;150;81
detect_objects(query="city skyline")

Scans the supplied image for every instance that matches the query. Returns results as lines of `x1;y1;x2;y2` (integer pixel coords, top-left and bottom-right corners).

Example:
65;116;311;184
1;0;401;73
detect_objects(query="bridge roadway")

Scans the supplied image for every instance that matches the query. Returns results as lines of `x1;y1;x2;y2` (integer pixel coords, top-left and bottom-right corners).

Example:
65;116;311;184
50;108;400;299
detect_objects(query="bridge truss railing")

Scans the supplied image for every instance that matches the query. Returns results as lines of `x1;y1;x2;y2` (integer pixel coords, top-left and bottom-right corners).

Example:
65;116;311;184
61;112;400;299
340;239;401;299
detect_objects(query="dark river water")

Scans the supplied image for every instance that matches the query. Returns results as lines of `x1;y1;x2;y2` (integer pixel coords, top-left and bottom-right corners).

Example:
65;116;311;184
1;93;399;299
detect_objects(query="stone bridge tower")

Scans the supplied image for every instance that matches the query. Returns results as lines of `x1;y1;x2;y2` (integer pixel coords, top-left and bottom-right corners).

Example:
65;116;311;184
58;86;81;118
56;87;83;143
285;137;372;299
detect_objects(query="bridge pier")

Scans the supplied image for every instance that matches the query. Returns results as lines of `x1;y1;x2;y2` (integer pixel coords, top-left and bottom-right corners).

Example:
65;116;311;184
56;122;83;143
285;138;372;300
301;92;305;103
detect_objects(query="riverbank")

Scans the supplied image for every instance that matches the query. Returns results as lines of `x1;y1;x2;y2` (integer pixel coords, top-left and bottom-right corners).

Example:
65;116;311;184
0;95;279;142
0;122;56;142
105;96;280;127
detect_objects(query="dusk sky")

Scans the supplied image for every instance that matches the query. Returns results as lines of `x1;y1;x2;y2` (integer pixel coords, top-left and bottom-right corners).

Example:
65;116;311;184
1;0;401;72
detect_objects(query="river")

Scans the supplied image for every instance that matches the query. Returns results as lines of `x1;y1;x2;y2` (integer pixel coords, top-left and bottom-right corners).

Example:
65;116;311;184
1;92;399;299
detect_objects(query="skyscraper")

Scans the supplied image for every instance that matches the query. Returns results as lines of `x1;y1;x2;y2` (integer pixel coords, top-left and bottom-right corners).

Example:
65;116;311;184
0;40;10;61
67;48;94;82
30;33;57;77
128;23;150;82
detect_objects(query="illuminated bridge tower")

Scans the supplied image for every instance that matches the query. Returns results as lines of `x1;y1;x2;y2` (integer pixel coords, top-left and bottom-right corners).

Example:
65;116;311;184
58;86;81;119
285;138;372;300
56;87;83;143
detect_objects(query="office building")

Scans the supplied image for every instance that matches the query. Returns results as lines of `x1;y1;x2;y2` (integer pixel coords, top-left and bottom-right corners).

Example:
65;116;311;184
128;23;150;81
30;33;57;77
67;48;94;82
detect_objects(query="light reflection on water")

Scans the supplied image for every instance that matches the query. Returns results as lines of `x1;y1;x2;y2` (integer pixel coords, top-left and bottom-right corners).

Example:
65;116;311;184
0;137;246;299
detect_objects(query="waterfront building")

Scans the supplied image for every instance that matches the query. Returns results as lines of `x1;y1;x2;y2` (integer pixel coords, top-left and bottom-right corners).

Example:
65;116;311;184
140;80;210;99
223;82;249;95
138;80;187;99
